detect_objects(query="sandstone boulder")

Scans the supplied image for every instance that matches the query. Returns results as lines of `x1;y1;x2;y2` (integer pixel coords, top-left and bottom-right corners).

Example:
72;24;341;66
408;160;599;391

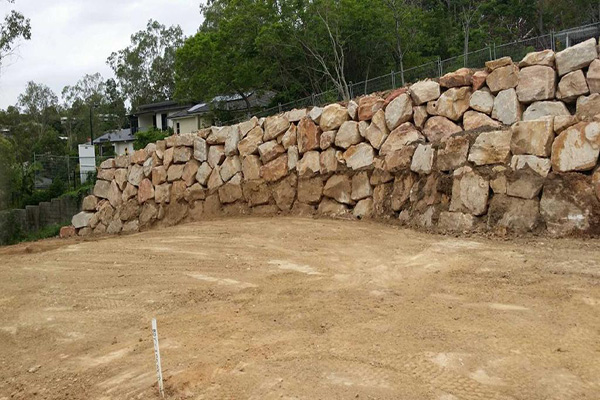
258;141;285;163
127;164;145;187
413;106;428;129
449;167;489;216
523;101;571;121
343;143;375;170
238;126;263;156
391;172;416;211
271;174;297;211
242;179;271;207
207;145;225;168
297;177;323;204
260;154;288;182
463;111;501;131
319;130;336;150
409;80;440;105
297;151;321;177
220;156;242;182
423;116;462;143
241;155;261;181
72;211;93;229
351;172;372;201
555;37;598;76
472;70;489;91
439;68;473;88
335;121;361;149
576;93;600;120
218;174;243;204
167;164;184;182
437;135;469;171
207;166;224;192
363;110;389;149
492;88;522;125
519;49;555;68
488;195;540;232
263;115;290;141
114;169;128;190
431;86;471;121
410;144;434;175
551;122;599;172
506;169;545;199
320;104;349;131
196;162;213;185
137;178;155;204
154;183;171;204
511;155;552;178
384;145;416;173
323;175;352;204
281;124;298;149
516;65;556;103
438;212;476;232
358;95;384;121
309;106;323;123
298;117;321;153
319;147;338;175
318;199;348;216
468;129;512;165
353;198;374;219
385;93;413;130
173;146;192;164
485;57;512;71
93;180;111;199
587;59;600;94
486;64;519;93
556;69;590;102
469;89;495;114
510;118;554;157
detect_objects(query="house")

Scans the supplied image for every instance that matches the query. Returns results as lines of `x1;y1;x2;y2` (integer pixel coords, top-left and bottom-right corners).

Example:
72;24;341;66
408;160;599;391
131;101;192;134
167;91;275;135
92;128;135;156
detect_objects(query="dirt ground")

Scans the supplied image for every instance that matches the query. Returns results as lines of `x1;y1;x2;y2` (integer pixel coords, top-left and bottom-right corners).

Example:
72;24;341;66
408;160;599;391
1;217;600;399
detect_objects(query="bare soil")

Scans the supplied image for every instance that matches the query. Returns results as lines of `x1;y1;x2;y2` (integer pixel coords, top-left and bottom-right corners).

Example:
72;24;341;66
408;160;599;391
1;217;600;399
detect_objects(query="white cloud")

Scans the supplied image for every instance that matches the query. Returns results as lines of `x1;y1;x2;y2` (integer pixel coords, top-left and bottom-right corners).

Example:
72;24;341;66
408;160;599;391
0;0;203;109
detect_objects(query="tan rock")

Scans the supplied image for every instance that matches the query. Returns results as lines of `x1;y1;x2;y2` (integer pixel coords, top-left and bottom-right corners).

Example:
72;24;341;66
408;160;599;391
471;70;489;91
297;151;321;177
323;175;352;204
576;93;600;120
318;198;348;216
241;155;261;181
463;111;501;131
181;159;200;186
258;141;285;163
127;164;144;186
319;130;336;150
511;118;554;157
143;157;153;178
207;166;224;192
196;162;213;185
554;115;579;133
263;114;290;141
384;145;416;173
297;177;323;204
207;125;234;145
511;155;552;178
172;146;192;164
519;49;555;68
170;180;187;202
207;145;225;168
439;68;473;88
238;117;259;138
114;168;128;190
224;128;240;156
320;103;349;131
450;166;489;216
516;65;556;103
93;180;111;199
423;116;462;143
287;146;299;171
551;122;599;172
242;179;271;207
587;59;600;93
347;100;358;120
343;143;375;170
485;56;512;71
363;109;389;149
556;70;590;103
409;80;440;105
238;126;263;156
121;182;137;202
219;156;242;182
309;106;323;123
492;88;522;125
97;168;115;181
353;198;374;219
438;212;476;232
523;101;571;121
413;106;428;129
131;149;147;165
297;117;321;153
358;95;384;121
351;172;372;201
184;183;206;202
486;64;519;93
259;154;288;182
437;135;469;171
319;147;338;175
114;154;130;168
488;195;540;232
167;164;184;182
410;144;434;175
555;37;598;76
385;93;413;130
218;173;243;204
469;88;495;114
99;158;114;169
281;124;297;149
137;178;154;204
468;130;512;165
154;183;171;204
431;86;471;121
335;121;361;149
271;174;297;211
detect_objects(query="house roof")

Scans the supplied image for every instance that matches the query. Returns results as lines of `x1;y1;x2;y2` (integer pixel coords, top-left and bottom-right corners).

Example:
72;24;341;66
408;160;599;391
93;128;135;145
135;100;192;116
167;91;275;120
168;103;211;120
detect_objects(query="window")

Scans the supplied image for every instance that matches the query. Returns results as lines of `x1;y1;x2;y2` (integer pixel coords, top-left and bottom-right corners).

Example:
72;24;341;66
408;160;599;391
176;122;180;134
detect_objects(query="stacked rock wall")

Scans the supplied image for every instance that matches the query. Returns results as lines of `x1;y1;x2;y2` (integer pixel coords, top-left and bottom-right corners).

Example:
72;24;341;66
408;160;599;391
73;38;600;237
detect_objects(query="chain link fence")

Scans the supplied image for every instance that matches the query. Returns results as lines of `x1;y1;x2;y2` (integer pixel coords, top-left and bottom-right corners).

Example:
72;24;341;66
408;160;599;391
33;154;111;191
228;22;600;125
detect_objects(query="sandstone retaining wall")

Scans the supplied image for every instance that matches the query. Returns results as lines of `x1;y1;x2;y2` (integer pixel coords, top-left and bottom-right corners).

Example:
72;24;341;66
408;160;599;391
73;38;600;238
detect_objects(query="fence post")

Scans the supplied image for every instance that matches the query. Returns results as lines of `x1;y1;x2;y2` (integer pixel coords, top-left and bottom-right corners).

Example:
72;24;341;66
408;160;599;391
391;70;395;89
550;31;555;52
437;57;442;78
488;46;493;61
349;82;354;99
278;103;282;113
311;93;316;106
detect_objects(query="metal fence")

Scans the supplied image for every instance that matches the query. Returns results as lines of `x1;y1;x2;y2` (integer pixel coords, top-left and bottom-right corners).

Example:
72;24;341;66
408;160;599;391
229;22;600;124
33;154;111;191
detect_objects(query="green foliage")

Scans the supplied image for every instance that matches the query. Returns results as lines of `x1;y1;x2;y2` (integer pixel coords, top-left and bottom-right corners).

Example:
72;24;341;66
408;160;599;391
107;19;184;109
0;1;31;68
5;222;66;246
134;128;169;150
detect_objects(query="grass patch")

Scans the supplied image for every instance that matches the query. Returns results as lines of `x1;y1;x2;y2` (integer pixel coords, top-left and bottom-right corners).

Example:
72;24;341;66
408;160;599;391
5;223;68;245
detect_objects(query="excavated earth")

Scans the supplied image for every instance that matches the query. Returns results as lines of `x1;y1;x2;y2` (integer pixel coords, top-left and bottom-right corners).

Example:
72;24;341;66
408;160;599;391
0;217;599;399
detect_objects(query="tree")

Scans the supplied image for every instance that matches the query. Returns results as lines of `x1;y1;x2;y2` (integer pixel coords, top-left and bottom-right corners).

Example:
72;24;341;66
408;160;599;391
107;20;184;109
0;0;31;73
17;81;59;139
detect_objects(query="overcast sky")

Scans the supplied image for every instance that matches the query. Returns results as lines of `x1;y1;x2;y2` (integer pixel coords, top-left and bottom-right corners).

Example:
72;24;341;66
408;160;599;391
0;0;203;109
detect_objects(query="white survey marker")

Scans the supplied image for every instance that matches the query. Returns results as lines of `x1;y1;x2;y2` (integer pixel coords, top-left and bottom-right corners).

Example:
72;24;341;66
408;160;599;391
152;318;165;398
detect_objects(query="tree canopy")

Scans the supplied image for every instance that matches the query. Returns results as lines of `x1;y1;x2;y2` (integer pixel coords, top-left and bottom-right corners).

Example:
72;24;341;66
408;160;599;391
0;0;31;72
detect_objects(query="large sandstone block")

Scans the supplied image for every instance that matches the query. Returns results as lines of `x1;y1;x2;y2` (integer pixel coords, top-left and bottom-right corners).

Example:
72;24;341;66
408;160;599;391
588;59;600;94
207;125;233;145
297;151;321;177
323;175;352;204
263;115;290;141
258;141;285;163
555;37;598;76
492;88;522;125
319;130;336;150
431;86;471;121
343;143;375;171
167;164;184;182
516;65;556;103
297;117;321;153
423;116;461;143
207;145;225;168
357;95;384;121
551;122;599;172
114;169;128;190
335;121;361;149
93;180;111;199
127;164;145;187
137;178;155;204
469;89;494;114
576;93;600;120
297;177;323;204
363;110;389;149
485;57;512;71
353;198;374;219
385;93;413;130
218;174;243;204
238;126;263;156
468;130;512;165
320;104;349;131
391;172;416;211
260;154;288;182
438;212;476;232
409;80;440;105
196;162;213;185
486;64;519;93
219;156;242;182
172;146;192;164
413;106;428;129
271;174;297;211
154;183;171;204
351;172;372;201
488;195;540;232
318;199;348;217
523;101;571;121
449;167;489;216
541;173;599;236
506;169;545;199
380;123;423;155
281;124;297;149
463;111;501;131
242;180;271;207
384;145;416;173
519;49;555;68
319;147;338;174
439;68;473;88
510;118;554;157
410;144;434;175
511;155;552;178
556;70;590;103
471;70;489;91
437;135;469;171
181;159;199;186
72;211;94;229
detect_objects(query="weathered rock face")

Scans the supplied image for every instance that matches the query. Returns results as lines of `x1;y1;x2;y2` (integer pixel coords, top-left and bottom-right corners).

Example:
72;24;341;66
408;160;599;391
423;116;462;143
437;135;469;171
431;87;471;121
264;115;290;141
385;93;413;130
297;177;323;204
335;121;361;149
260;155;289;182
523;101;571;121
576;93;600;120
258;141;285;164
555;38;598;76
511;155;551;177
297;117;321;154
488;195;540;232
486;57;512;71
551;122;599;172
93;180;111;199
380;123;422;155
238;127;263;156
510;118;554;157
463;111;501;131
557;70;590;103
492;88;522;125
363;110;389;149
516;66;556;103
438;212;476;232
409;80;440;105
450;167;489;216
410;144;434;175
588;59;600;94
320;104;349;131
323;175;352;204
72;211;94;229
138;178;155;204
470;89;495;114
519;49;555;68
343;143;374;170
468;130;512;166
439;68;473;88
358;95;384;121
